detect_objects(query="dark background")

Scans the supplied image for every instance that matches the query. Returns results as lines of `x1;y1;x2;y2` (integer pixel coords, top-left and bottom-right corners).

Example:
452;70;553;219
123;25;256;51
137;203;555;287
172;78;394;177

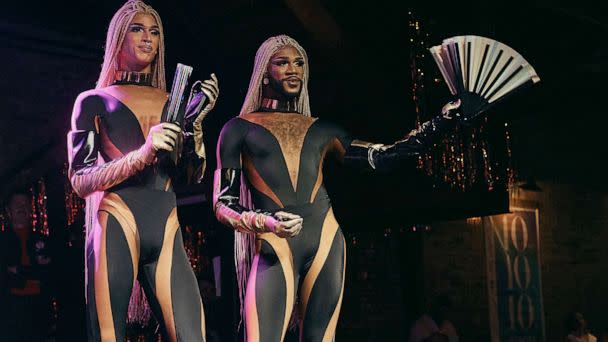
0;0;606;341
2;0;606;200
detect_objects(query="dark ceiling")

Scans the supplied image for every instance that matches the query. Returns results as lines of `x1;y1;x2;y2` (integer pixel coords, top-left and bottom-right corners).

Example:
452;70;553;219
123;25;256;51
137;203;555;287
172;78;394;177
0;1;606;216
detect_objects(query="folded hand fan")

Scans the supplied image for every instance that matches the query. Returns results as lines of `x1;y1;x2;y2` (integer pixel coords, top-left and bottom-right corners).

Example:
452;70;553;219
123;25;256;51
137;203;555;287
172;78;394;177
161;63;193;164
162;63;193;125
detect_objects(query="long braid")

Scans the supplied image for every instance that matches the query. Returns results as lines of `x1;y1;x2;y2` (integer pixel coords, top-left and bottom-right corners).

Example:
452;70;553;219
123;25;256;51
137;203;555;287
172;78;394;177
239;35;311;116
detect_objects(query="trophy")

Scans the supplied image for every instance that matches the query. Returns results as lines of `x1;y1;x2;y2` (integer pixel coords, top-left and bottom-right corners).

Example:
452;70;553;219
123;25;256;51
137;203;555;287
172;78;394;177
162;63;208;164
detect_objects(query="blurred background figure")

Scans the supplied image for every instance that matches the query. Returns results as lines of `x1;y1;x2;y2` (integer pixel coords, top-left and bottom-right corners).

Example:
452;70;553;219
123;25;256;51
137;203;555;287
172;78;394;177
410;294;459;342
566;312;597;342
0;189;54;341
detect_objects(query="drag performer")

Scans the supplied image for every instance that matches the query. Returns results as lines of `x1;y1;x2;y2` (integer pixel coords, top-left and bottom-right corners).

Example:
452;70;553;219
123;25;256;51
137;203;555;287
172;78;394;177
213;35;462;341
67;1;218;341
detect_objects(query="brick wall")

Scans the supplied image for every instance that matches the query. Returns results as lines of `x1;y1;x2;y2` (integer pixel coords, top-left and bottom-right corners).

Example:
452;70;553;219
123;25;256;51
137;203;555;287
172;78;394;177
422;217;490;341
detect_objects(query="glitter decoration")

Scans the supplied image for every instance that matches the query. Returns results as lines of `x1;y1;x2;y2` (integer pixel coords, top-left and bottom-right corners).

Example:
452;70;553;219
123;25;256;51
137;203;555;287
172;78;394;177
408;10;513;192
182;225;202;273
504;122;515;189
0;212;6;232
63;163;85;226
31;178;49;236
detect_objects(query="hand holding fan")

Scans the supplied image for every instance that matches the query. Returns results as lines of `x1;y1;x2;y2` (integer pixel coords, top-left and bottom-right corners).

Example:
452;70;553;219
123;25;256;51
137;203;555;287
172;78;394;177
429;35;540;122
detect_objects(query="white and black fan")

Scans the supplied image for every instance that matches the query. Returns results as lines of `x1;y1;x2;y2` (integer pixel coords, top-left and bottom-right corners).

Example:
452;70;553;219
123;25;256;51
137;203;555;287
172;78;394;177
429;35;540;120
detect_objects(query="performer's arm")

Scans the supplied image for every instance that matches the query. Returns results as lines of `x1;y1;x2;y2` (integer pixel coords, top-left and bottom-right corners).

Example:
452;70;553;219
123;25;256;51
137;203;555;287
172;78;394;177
67;92;179;198
213;118;302;237
189;74;220;182
341;100;461;172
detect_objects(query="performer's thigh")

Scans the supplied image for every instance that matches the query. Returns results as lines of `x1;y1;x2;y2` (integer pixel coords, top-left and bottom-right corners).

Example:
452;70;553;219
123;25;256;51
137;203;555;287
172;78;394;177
246;236;296;342
139;208;205;342
299;229;346;342
86;211;138;342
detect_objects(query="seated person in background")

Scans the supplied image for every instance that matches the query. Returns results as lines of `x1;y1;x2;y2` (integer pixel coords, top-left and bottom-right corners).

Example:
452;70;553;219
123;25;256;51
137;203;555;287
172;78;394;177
566;312;597;342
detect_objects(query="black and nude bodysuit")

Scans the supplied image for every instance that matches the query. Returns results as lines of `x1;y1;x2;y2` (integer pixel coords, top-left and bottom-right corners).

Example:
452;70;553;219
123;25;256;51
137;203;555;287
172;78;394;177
215;106;458;341
68;86;206;342
217;113;352;341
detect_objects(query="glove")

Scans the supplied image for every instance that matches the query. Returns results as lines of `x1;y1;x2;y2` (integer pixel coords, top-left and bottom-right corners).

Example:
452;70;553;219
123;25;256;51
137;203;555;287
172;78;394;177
343;99;462;171
68;122;181;197
188;73;219;159
213;168;303;237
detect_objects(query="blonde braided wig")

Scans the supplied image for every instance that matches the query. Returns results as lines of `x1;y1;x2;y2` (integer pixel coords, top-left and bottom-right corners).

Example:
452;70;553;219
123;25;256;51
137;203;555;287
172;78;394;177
96;0;166;90
239;35;311;116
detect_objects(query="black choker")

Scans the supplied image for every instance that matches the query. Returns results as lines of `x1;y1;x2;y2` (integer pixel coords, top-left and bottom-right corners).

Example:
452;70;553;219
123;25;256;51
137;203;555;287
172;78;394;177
113;71;153;86
259;98;299;113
